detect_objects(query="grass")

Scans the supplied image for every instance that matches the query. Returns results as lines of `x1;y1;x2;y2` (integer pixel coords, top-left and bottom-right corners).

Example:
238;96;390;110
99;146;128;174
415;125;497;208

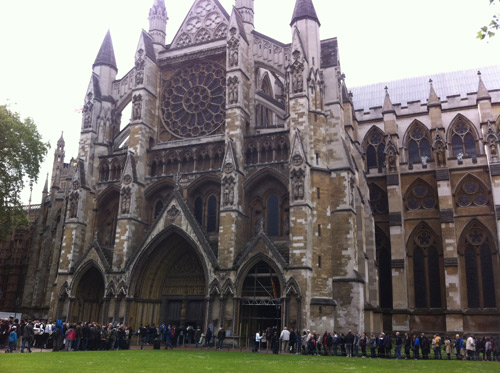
0;349;498;373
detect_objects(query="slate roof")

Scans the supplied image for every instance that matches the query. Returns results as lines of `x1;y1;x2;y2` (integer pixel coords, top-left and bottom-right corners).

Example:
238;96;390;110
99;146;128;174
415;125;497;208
93;30;117;71
142;30;157;63
290;0;320;26
350;65;500;112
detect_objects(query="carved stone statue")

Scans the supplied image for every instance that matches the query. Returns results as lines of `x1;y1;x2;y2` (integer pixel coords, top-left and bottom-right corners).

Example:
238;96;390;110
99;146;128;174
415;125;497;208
135;49;145;86
121;187;131;214
255;216;264;234
132;94;142;120
69;192;79;219
227;30;239;67
228;76;239;105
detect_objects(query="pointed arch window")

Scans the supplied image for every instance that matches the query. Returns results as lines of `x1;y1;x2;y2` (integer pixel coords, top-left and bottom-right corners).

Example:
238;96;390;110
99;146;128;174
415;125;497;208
405;180;438;211
455;176;490;208
376;227;393;309
154;200;164;220
194;196;203;225
411;227;443;309
369;183;388;214
462;224;497;308
267;194;279;236
364;129;386;171
206;195;218;233
450;118;477;158
406;124;432;164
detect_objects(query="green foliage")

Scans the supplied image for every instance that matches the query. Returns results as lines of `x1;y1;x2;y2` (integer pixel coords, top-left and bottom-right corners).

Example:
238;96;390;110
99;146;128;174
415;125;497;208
478;0;500;39
0;105;48;239
0;350;499;373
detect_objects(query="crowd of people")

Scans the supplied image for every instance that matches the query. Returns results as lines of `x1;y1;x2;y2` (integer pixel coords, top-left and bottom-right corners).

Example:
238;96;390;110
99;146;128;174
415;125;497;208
250;327;500;361
2;316;500;362
1;318;133;353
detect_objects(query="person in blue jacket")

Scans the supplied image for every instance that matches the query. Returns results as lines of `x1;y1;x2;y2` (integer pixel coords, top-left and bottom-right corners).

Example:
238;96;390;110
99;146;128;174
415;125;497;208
8;326;18;353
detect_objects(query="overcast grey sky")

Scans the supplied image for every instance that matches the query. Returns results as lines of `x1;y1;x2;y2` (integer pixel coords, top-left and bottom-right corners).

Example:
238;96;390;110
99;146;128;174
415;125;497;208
0;0;499;204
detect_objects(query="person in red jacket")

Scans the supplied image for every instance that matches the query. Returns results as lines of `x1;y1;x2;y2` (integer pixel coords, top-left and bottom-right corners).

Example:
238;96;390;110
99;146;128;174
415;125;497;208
64;324;76;352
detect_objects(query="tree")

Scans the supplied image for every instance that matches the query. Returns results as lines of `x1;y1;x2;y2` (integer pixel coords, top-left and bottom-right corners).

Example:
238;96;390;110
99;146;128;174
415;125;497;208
0;105;49;240
478;0;500;39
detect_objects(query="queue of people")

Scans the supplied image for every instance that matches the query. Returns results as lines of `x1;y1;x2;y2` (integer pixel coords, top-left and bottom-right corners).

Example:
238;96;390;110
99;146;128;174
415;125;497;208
250;327;500;361
2;316;500;361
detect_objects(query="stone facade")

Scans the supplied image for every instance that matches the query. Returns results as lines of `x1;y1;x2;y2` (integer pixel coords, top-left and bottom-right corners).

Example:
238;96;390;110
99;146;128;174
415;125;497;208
20;0;499;337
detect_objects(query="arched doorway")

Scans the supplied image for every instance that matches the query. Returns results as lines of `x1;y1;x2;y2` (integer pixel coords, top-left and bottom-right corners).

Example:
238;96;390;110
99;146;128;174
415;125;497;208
130;231;207;329
72;266;105;322
239;261;281;340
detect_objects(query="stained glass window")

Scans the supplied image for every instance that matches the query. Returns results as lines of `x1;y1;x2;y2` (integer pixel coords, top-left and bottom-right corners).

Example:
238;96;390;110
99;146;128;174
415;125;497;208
407;124;432;164
161;62;225;139
450;119;477;157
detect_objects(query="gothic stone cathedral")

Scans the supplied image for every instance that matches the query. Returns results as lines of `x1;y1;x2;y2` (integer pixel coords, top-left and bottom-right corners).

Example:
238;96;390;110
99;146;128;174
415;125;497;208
21;0;500;336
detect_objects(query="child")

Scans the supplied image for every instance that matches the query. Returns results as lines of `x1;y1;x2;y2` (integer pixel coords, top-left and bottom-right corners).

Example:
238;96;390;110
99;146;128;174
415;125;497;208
8;326;18;353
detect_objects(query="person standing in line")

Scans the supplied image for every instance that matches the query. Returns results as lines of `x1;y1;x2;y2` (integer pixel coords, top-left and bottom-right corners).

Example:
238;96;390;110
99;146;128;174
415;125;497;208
345;330;354;357
485;337;492;361
403;332;411;359
454;334;462;359
466;334;476;360
433;334;442;360
194;327;202;348
252;330;261;353
7;326;17;353
21;320;34;353
369;333;377;358
444;335;452;360
353;332;360;357
289;328;296;354
413;334;420;360
332;331;339;356
216;327;225;350
395;331;402;359
271;331;280;354
280;326;290;353
359;332;367;357
384;333;392;358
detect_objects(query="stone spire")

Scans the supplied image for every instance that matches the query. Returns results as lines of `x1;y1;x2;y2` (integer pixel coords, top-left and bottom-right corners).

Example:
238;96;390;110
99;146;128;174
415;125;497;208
427;79;440;107
477;71;491;101
43;173;49;194
51;132;65;187
382;86;395;114
290;0;320;26
149;0;168;45
93;30;117;71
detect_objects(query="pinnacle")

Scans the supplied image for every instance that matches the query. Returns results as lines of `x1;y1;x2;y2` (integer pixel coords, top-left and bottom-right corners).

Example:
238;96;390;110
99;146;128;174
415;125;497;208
290;0;320;26
93;30;117;71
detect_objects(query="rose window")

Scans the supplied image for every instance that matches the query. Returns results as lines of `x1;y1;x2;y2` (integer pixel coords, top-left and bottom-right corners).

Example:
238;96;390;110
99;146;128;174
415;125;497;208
161;62;225;139
456;178;489;207
405;181;437;211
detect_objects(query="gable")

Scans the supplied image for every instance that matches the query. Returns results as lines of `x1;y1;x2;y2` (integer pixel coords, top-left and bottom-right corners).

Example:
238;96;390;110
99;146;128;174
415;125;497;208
171;0;230;49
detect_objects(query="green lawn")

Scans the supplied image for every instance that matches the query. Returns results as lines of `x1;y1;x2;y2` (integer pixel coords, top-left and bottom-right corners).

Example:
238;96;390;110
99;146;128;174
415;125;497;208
0;350;497;372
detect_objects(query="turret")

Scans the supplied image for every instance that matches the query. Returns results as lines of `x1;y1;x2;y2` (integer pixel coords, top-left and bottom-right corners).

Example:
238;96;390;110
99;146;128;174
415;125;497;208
51;132;65;187
290;0;320;68
235;0;254;27
149;0;168;45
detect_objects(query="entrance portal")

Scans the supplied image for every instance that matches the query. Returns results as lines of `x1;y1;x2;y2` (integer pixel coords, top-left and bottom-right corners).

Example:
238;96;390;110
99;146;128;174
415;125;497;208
131;231;207;329
239;261;281;342
72;266;104;322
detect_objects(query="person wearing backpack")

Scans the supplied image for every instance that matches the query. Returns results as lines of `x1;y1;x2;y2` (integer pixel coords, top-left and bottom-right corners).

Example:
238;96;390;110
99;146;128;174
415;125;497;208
359;332;367;357
369;333;377;358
